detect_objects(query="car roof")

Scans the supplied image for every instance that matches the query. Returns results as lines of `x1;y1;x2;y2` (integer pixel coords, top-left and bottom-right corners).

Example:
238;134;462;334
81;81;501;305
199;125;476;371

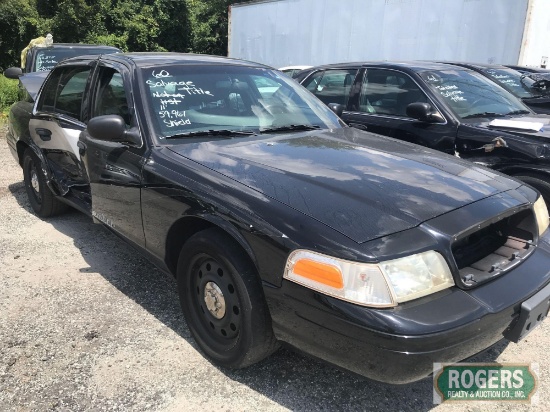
279;65;312;70
437;61;516;71
504;64;550;73
33;43;121;50
302;61;471;73
120;53;272;68
61;52;273;69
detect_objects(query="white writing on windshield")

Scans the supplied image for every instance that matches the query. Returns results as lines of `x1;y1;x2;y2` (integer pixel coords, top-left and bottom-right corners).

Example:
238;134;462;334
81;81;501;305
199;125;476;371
147;69;216;127
434;84;466;102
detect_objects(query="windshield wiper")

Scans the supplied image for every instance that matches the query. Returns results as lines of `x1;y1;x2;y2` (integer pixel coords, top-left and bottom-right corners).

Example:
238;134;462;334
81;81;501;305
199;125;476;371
259;124;322;133
164;129;257;139
505;110;531;116
462;112;506;119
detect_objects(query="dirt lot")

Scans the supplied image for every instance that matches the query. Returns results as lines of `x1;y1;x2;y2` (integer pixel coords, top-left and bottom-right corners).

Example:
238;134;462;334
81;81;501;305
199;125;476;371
0;124;548;411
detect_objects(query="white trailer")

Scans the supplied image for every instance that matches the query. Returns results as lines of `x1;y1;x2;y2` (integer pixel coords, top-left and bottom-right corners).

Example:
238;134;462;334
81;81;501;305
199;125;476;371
228;0;550;69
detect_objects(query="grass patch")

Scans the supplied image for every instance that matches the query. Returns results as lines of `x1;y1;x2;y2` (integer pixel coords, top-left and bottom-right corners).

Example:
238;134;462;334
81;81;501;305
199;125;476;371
0;74;19;124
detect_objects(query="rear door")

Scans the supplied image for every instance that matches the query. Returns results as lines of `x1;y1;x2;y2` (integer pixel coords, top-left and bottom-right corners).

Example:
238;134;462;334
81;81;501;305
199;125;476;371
79;62;147;248
30;63;93;195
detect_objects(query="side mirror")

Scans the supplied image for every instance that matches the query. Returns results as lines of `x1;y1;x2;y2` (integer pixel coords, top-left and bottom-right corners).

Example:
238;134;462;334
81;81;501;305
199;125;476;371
406;102;445;123
4;67;23;79
328;103;345;117
87;115;141;146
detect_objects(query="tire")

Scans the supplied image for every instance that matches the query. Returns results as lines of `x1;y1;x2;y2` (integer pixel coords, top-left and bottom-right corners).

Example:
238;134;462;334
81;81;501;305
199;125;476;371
177;228;278;368
515;175;550;211
23;148;68;217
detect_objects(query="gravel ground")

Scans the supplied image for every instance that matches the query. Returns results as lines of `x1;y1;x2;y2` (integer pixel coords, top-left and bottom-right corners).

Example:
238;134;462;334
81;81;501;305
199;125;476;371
0;124;548;411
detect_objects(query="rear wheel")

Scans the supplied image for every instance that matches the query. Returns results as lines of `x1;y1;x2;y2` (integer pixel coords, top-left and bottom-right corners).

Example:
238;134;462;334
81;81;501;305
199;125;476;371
177;228;278;368
23;149;68;217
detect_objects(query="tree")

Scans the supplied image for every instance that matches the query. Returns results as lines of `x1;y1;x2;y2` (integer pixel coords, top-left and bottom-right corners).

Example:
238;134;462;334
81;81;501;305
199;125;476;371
186;0;236;56
49;0;106;43
0;0;239;70
0;0;38;70
156;0;190;53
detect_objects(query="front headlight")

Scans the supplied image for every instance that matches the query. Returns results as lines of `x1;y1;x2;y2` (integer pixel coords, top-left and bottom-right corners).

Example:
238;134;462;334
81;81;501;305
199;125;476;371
534;196;549;236
284;249;455;308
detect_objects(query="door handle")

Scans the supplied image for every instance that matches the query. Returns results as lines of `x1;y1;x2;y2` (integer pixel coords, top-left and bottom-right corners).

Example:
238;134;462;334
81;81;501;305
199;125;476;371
349;123;368;131
35;128;52;141
77;141;87;155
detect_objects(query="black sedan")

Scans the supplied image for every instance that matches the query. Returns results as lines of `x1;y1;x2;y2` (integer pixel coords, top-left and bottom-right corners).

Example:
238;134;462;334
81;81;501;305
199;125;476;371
439;62;550;114
296;61;550;206
7;53;550;384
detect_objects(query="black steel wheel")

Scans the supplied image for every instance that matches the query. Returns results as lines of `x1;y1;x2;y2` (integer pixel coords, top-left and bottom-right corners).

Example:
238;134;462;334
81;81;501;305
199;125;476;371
22;148;68;217
177;228;278;368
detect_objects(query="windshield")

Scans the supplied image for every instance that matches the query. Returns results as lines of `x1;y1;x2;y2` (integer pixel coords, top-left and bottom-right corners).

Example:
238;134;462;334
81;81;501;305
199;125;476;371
482;67;544;98
140;65;342;140
420;69;530;119
33;47;119;72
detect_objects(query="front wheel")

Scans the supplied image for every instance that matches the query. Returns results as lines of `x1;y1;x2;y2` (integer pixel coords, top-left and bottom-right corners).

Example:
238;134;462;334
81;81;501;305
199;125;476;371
22;148;68;217
177;228;278;368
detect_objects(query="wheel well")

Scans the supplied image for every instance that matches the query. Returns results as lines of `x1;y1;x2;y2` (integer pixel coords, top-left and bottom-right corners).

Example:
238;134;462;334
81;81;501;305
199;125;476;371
503;168;550;180
16;141;29;167
165;217;258;279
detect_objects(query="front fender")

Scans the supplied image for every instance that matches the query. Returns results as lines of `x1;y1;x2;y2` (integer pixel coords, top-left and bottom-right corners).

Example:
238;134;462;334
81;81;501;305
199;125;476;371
23;140;65;197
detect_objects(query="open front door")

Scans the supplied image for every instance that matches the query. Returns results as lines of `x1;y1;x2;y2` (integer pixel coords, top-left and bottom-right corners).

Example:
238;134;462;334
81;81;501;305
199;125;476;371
30;63;93;202
79;64;147;248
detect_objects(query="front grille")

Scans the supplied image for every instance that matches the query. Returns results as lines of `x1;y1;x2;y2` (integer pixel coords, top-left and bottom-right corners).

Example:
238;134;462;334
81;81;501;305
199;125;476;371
452;208;536;288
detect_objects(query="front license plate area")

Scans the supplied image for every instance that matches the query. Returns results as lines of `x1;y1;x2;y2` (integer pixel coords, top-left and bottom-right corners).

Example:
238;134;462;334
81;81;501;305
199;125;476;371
505;282;550;343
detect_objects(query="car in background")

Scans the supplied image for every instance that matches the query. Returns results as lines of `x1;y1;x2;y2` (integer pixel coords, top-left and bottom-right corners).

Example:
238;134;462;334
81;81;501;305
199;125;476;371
7;52;550;384
4;42;121;78
439;62;550;114
297;61;550;207
279;65;312;78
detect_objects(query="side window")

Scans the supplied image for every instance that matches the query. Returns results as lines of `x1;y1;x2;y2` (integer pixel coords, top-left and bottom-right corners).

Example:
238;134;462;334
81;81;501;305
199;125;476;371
38;66;91;121
302;69;357;105
93;68;131;126
359;69;428;117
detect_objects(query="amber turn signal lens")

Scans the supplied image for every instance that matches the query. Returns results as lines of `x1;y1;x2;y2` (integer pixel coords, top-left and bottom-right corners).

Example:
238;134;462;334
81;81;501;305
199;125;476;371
293;259;344;289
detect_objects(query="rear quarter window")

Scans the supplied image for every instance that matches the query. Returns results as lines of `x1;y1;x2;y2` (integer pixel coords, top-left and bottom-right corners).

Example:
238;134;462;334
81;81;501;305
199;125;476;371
302;69;357;106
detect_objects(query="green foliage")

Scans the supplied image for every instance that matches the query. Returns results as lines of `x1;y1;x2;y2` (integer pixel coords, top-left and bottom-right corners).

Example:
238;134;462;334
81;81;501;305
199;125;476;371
50;0;106;42
0;0;245;71
186;0;248;56
187;0;230;55
0;0;39;72
85;33;129;52
0;75;19;121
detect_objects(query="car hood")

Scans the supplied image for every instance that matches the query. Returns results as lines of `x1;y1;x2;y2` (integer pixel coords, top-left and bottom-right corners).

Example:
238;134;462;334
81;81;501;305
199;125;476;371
464;114;550;139
168;128;521;243
19;71;49;101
